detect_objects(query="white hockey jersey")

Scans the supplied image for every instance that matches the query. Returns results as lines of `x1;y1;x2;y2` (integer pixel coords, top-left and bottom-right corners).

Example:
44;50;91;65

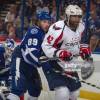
42;20;85;69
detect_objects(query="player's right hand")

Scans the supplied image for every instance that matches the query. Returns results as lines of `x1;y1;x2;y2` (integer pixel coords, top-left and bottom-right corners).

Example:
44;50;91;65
56;50;73;62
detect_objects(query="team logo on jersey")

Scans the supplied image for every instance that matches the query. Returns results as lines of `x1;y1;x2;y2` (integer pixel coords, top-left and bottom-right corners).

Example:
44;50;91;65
31;28;38;34
65;37;80;47
65;42;79;46
53;25;62;30
47;35;54;44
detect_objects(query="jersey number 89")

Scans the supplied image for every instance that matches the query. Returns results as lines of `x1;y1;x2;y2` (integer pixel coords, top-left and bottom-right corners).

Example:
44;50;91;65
28;38;38;46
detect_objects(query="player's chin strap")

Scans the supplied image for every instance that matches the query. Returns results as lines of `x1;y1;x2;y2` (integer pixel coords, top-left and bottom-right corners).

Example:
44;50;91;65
39;56;100;89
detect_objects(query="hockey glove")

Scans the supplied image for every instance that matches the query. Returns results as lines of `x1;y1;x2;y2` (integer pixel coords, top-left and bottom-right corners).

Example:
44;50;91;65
80;44;91;60
54;50;73;62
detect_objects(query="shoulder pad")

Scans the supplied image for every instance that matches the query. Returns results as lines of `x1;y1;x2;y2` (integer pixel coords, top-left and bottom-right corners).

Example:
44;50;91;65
52;20;64;30
53;24;62;30
30;27;39;34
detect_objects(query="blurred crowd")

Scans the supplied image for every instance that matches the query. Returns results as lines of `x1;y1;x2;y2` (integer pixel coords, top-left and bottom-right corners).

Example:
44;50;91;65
0;0;100;52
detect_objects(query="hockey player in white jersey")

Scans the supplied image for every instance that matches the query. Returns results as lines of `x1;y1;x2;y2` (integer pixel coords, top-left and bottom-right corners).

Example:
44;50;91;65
42;5;91;100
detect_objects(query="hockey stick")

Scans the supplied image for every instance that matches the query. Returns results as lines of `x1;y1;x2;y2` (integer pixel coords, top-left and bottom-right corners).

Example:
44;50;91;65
39;55;79;62
62;72;100;89
39;56;94;80
39;56;100;89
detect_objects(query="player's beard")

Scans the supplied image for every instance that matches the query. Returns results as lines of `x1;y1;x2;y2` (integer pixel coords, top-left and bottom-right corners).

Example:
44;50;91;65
69;21;79;31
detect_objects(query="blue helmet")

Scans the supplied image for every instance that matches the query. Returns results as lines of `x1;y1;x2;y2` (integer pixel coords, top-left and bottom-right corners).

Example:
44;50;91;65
36;11;51;21
5;39;15;50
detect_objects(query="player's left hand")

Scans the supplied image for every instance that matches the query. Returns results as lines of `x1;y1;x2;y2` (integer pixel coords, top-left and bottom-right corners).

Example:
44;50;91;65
80;44;91;60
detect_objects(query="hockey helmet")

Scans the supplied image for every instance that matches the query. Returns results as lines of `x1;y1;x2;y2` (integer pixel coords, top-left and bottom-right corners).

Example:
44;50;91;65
65;5;82;17
4;39;15;50
36;11;51;21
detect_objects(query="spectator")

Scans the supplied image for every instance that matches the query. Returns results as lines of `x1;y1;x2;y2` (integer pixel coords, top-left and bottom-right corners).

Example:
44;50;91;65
36;2;50;15
5;4;17;24
96;0;100;17
93;40;100;52
19;0;36;23
25;0;36;21
81;0;100;45
0;18;6;35
51;7;56;22
36;3;43;15
6;22;20;41
60;7;66;20
30;14;37;25
89;7;100;52
81;0;86;15
15;14;29;39
6;23;16;40
7;26;16;39
6;22;14;32
42;3;50;13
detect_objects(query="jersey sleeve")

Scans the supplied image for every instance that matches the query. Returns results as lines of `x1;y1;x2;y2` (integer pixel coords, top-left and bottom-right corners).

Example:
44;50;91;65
42;23;63;58
21;26;44;66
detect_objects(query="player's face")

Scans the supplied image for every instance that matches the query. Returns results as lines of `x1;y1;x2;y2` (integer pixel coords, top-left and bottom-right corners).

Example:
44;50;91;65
69;15;82;31
40;20;51;32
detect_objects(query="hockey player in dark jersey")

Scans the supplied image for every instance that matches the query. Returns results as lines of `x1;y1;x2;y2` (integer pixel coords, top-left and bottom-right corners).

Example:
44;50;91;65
7;12;51;100
0;39;15;79
0;39;15;100
0;39;15;87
